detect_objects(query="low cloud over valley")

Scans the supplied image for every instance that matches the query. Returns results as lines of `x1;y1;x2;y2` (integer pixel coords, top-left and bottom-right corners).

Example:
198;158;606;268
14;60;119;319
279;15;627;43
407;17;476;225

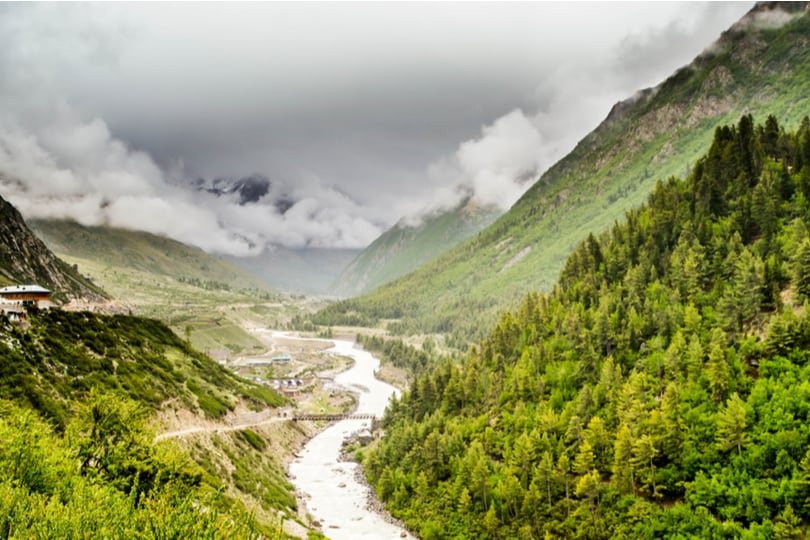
0;2;752;254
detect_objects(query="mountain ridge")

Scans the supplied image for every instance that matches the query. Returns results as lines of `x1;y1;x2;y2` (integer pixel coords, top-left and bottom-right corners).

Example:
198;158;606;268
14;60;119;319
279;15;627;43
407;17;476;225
333;198;501;297
315;1;810;345
30;218;272;293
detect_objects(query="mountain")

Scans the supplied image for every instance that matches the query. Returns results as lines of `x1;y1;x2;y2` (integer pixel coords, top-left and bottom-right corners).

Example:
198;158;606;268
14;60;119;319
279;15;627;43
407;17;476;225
333;199;501;298
191;174;364;294
229;246;361;295
315;2;810;345
192;173;296;211
3;216;297;536
0;194;105;303
366;115;810;538
30;219;272;292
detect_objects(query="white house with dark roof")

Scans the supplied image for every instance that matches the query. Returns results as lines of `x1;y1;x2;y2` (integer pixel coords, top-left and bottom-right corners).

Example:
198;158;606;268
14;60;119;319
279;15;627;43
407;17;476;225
0;285;51;311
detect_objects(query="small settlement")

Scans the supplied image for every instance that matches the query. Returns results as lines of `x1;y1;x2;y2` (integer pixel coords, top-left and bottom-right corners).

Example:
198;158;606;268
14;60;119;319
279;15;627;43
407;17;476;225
232;350;315;397
0;284;51;321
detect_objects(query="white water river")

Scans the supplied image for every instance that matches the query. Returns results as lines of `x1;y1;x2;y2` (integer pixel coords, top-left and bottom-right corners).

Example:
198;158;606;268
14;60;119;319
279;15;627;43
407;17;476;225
286;336;415;539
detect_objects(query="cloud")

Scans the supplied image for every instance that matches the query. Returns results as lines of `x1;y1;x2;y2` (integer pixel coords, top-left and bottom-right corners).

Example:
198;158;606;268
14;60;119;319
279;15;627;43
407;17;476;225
0;4;386;253
0;111;386;253
423;110;546;215
207;182;385;249
0;116;262;255
0;2;755;252
732;3;803;31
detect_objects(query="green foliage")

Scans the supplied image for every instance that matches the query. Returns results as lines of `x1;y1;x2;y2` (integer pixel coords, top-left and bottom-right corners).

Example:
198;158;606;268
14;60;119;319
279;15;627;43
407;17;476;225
0;398;280;538
238;428;268;452
218;431;296;511
0;309;292;535
0;310;285;426
357;334;440;376
365;117;810;538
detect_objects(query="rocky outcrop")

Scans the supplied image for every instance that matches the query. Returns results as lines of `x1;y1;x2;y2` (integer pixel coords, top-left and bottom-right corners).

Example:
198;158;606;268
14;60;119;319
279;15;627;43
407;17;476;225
0;194;105;303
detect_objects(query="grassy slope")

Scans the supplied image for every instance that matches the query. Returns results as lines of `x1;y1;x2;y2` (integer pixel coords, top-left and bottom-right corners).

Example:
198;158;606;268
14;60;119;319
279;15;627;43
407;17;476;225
320;5;810;344
28;219;297;353
31;219;270;291
334;200;501;297
0;309;298;533
0;309;285;426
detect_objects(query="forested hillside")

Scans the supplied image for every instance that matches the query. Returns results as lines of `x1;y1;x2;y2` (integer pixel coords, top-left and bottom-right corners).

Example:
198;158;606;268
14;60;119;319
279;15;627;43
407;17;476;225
0;310;287;537
0;310;284;425
316;2;810;346
365;116;810;538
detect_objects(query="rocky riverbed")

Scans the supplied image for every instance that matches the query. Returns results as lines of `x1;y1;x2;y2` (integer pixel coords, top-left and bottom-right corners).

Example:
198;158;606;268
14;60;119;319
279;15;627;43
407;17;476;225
287;337;415;539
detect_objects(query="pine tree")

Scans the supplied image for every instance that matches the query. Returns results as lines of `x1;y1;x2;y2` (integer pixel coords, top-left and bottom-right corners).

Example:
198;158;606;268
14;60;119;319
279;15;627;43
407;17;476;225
632;434;657;496
557;454;572;517
536;451;556;510
575;469;601;528
706;329;729;402
716;392;748;457
792;239;810;301
483;504;500;537
573;440;596;476
612;424;636;495
773;504;802;540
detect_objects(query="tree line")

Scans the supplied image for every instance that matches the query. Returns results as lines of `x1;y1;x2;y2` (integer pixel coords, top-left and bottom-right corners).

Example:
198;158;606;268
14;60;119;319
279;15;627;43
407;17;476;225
364;116;810;538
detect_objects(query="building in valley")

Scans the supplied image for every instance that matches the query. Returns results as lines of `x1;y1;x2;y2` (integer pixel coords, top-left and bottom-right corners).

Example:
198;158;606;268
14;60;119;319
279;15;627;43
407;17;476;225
0;285;51;320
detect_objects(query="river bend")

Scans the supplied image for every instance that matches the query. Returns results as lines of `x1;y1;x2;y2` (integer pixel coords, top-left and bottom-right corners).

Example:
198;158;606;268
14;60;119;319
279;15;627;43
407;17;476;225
287;337;415;539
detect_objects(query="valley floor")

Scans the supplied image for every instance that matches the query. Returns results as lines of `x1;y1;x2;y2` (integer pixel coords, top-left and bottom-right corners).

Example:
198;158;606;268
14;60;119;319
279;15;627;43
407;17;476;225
152;323;411;539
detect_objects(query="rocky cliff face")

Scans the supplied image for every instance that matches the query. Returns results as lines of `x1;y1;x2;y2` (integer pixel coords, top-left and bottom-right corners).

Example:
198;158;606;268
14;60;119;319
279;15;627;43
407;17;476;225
0;194;105;303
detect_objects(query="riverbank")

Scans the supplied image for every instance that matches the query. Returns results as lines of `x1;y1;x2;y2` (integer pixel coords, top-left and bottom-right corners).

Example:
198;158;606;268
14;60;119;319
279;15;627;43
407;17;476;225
337;444;414;536
288;337;415;539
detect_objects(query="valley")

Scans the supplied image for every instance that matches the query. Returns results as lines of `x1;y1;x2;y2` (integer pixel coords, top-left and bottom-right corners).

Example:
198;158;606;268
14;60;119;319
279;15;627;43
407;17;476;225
4;3;810;539
316;2;810;346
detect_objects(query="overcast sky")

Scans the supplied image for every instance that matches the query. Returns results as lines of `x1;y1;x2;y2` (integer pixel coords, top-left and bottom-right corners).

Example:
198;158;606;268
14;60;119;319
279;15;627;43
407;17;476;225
0;2;754;254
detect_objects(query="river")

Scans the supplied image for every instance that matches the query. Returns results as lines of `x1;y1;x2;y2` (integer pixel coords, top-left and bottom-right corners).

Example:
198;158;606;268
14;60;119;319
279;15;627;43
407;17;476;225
286;337;415;539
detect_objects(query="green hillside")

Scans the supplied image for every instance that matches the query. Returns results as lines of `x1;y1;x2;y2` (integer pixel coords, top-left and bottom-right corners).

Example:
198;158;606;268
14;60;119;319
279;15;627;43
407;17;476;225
366;116;810;538
316;2;810;346
0;309;287;537
31;219;270;292
0;310;284;427
29;219;288;353
334;199;501;297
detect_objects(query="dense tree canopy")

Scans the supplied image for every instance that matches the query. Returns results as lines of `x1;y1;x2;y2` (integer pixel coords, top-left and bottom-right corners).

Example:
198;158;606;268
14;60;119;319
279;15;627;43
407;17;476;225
366;116;810;538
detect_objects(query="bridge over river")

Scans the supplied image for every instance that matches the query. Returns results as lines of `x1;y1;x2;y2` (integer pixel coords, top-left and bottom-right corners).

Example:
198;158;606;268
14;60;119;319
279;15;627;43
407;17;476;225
292;413;377;422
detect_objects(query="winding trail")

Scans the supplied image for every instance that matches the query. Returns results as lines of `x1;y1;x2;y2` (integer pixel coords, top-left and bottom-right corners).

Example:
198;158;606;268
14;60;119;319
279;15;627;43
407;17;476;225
154;411;290;441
